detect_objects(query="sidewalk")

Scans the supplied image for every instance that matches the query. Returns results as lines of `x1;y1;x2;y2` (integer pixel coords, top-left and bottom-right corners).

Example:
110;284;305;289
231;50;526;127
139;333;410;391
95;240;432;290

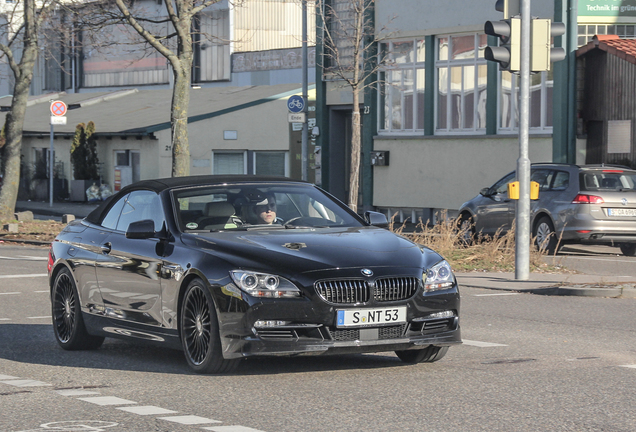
10;200;636;299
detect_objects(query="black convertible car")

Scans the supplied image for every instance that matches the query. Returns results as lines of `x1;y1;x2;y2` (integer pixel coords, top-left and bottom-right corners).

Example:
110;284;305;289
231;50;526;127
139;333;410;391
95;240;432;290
48;176;461;373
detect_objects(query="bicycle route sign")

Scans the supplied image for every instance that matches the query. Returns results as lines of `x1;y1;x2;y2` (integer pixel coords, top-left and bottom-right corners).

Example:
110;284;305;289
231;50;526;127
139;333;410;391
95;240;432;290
287;95;305;113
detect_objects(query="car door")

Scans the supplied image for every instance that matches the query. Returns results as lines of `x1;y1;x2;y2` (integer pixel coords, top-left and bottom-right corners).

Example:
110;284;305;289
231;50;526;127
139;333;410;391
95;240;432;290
475;172;516;236
94;190;166;326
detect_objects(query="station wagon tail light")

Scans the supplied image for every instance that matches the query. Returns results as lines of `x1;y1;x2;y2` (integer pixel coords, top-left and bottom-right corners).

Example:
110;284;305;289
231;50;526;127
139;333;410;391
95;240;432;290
230;270;301;298
47;247;54;273
424;260;454;292
572;194;604;204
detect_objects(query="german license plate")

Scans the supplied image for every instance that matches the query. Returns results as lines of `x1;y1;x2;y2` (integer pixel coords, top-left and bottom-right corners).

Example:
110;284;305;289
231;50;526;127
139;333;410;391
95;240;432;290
336;307;407;328
608;208;636;217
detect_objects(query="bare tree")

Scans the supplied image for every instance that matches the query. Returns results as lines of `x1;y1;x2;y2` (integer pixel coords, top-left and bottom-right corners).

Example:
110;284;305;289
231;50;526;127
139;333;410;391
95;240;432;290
317;0;388;213
107;0;224;177
0;0;57;220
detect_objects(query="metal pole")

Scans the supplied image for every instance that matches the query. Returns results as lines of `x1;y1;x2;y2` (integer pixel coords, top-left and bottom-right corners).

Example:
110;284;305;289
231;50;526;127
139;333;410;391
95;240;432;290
49;123;54;207
515;0;531;280
301;0;309;182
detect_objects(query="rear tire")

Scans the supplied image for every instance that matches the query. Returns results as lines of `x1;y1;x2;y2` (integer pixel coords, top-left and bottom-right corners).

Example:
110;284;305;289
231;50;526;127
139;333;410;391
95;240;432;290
180;278;240;374
533;216;558;255
51;268;104;350
395;346;449;364
619;243;636;256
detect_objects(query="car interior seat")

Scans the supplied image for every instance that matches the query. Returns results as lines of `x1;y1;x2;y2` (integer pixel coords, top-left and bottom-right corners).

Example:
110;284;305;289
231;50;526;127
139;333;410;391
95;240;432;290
601;177;619;189
196;202;238;230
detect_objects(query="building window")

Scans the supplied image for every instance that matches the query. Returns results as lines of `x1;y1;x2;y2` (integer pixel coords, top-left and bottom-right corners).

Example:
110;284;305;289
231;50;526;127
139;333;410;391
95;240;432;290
577;24;636;47
378;39;425;134
435;34;488;134
499;70;554;133
212;152;246;174
254;152;288;176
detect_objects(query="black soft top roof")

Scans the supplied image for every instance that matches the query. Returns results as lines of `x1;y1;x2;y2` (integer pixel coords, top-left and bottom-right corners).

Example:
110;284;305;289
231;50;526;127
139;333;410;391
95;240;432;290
86;175;308;224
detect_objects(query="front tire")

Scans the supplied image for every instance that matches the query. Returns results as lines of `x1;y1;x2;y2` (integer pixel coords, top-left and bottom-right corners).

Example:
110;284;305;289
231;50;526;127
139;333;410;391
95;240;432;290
533;216;558;255
619;243;636;256
180;278;240;374
51;268;104;350
395;346;449;364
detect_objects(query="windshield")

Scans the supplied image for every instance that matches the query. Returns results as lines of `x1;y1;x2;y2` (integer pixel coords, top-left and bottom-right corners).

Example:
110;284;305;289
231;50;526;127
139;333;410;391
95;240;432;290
172;183;363;232
580;170;636;192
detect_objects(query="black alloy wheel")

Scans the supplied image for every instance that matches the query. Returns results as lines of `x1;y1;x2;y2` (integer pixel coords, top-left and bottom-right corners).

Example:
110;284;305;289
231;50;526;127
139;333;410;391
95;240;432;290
52;268;104;350
180;279;240;374
395;345;449;364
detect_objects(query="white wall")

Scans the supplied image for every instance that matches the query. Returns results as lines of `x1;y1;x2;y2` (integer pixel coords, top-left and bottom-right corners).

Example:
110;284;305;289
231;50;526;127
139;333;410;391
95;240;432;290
372;136;554;210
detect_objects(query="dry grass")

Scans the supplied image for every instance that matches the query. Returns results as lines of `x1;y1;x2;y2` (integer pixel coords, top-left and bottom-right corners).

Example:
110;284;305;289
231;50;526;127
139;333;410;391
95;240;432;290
390;213;555;273
0;219;66;244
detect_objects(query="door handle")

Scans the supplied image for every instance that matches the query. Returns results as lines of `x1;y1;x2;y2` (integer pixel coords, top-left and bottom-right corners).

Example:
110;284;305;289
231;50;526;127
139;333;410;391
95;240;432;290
100;243;112;254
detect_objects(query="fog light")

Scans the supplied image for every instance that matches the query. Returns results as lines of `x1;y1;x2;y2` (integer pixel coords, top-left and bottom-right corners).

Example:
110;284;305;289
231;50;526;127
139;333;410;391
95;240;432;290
254;320;291;328
427;311;455;319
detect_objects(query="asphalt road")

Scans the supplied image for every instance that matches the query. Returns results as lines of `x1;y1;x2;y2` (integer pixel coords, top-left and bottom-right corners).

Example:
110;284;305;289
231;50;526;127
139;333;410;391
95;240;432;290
1;245;635;432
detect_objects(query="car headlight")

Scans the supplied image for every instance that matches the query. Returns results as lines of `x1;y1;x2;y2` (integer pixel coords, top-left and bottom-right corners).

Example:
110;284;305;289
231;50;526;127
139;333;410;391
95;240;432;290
230;270;301;298
423;260;454;292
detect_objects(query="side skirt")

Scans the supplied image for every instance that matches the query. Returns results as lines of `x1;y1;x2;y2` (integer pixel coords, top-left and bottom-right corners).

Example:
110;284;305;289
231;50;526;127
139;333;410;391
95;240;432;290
83;313;182;350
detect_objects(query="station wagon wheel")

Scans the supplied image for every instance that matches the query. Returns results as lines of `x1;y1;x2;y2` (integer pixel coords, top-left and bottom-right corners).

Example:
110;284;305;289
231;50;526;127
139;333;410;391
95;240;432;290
619;243;636;256
533;216;558;255
395;345;449;364
52;268;104;350
180;278;240;374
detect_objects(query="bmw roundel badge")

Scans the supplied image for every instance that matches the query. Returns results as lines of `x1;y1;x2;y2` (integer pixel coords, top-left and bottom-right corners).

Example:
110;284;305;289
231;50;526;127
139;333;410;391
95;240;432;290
361;269;373;277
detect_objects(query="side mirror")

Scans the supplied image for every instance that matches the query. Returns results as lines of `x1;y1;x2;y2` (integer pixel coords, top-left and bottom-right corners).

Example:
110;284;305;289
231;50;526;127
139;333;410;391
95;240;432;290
364;211;389;228
126;219;156;239
479;187;490;196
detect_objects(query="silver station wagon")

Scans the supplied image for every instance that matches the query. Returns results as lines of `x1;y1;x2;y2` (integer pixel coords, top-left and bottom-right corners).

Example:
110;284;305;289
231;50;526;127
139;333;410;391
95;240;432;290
458;164;636;255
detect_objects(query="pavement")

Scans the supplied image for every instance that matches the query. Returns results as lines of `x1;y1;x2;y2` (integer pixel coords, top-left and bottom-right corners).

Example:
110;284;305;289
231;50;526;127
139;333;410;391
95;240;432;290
9;200;636;299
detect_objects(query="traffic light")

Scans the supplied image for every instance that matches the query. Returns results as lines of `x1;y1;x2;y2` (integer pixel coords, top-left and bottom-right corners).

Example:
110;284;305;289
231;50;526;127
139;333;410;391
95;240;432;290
485;17;521;71
531;19;566;71
495;0;520;19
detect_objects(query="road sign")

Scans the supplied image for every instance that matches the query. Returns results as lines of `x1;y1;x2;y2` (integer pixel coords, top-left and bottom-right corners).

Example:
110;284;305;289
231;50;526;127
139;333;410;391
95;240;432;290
50;116;67;125
50;100;67;117
287;95;305;113
288;113;306;123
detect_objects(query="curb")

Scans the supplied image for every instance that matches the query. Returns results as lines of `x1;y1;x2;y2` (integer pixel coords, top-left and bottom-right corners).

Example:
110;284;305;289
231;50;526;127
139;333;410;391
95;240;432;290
461;283;636;299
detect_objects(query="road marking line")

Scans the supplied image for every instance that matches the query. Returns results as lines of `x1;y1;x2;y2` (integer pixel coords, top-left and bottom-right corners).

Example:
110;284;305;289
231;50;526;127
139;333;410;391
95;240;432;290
0;318;10;321
78;396;137;406
0;374;20;380
18;256;47;260
619;365;636;369
474;293;520;297
158;415;221;425
463;339;508;347
0;379;51;387
27;316;50;320
34;290;49;293
202;427;267;432
0;292;20;295
56;389;102;396
0;274;48;279
0;255;46;261
118;406;179;415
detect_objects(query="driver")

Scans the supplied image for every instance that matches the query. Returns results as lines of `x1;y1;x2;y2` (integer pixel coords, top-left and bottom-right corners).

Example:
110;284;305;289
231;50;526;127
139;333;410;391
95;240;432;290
252;196;277;224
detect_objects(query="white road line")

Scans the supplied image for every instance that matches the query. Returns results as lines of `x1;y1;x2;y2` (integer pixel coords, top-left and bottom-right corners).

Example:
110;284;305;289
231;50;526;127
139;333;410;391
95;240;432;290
463;339;508;347
619;365;636;369
27;316;50;320
56;389;102;396
0;255;46;261
17;256;48;260
203;427;267;432
0;379;51;387
474;293;520;297
78;396;137;406
34;290;49;293
0;292;20;295
0;318;10;321
0;274;48;279
158;415;221;425
118;406;179;416
0;374;20;380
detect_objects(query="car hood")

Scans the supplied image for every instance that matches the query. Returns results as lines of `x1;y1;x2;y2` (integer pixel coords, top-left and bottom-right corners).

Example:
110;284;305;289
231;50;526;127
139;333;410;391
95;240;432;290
183;226;441;273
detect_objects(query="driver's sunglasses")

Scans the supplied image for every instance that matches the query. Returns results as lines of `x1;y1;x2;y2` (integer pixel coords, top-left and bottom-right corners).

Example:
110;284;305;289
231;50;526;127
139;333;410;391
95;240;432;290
255;203;276;212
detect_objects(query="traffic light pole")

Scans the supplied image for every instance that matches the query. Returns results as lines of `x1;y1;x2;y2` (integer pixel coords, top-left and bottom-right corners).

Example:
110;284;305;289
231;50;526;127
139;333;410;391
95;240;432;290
515;0;531;280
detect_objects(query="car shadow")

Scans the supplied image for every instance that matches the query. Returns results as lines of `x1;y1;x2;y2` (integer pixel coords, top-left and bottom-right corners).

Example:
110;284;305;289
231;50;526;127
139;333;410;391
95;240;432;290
0;324;421;377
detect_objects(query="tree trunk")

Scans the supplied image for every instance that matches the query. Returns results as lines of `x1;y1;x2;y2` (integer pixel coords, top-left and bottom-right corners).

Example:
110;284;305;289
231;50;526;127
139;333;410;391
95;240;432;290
348;87;361;214
0;45;37;220
171;58;192;177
